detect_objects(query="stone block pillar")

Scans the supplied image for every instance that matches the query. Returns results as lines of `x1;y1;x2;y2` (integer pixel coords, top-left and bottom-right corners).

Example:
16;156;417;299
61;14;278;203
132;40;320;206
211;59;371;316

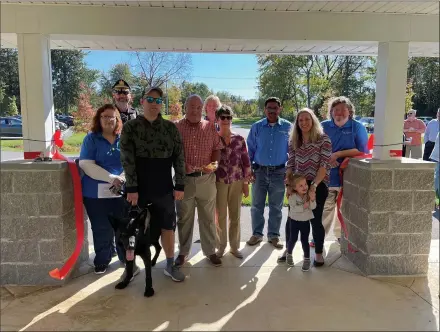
341;158;435;277
0;160;89;286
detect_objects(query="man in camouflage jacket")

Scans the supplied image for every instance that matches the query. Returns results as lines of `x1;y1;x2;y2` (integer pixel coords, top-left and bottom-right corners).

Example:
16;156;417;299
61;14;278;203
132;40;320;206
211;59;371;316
120;86;186;282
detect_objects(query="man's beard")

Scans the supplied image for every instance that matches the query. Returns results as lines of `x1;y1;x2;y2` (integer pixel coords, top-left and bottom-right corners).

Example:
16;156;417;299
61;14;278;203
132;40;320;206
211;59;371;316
115;100;129;111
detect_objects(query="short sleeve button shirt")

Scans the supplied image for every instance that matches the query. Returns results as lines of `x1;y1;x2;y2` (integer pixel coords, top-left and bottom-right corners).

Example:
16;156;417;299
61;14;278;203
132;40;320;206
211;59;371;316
79;132;123;198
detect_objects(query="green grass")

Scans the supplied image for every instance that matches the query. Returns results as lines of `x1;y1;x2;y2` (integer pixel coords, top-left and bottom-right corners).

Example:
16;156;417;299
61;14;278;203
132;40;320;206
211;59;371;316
232;117;262;129
0;132;87;153
241;183;289;207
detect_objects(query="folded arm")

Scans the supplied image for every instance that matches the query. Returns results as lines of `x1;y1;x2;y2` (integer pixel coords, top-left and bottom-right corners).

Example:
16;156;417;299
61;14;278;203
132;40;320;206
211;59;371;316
79;160;118;183
119;123;138;193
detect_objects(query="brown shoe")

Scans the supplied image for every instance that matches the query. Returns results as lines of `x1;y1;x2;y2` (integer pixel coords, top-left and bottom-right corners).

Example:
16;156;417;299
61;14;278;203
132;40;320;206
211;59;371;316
208;254;222;267
175;254;188;267
268;237;283;249
246;235;262;246
230;250;243;259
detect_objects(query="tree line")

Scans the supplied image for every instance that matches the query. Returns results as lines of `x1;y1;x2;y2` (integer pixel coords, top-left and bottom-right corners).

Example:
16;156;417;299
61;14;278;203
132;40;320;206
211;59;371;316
0;49;438;121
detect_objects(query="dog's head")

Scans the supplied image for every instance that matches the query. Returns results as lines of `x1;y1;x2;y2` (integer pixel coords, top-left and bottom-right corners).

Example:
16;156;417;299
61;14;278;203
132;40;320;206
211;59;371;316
108;207;151;251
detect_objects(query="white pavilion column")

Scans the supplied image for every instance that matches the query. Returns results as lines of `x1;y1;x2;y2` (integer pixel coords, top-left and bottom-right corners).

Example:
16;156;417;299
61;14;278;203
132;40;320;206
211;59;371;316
17;33;55;159
372;41;409;160
341;41;435;278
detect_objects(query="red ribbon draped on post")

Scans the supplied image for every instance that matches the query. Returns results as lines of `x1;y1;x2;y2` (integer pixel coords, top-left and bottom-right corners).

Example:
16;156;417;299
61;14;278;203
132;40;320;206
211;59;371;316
48;130;85;280
335;134;375;253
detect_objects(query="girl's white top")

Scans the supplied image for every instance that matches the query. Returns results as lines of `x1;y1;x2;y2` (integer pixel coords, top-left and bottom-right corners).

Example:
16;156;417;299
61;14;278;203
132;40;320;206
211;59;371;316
288;193;316;221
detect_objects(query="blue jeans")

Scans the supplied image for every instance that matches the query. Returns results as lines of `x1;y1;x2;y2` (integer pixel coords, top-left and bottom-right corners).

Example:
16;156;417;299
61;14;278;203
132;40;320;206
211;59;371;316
251;166;286;239
83;197;126;267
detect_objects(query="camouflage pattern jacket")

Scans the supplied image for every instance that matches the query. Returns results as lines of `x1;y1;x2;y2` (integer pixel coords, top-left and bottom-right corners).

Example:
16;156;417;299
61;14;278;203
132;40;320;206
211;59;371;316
120;114;185;198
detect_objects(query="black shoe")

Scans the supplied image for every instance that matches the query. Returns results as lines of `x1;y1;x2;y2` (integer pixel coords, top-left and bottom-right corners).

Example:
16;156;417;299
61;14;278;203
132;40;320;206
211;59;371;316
94;265;107;274
277;250;287;263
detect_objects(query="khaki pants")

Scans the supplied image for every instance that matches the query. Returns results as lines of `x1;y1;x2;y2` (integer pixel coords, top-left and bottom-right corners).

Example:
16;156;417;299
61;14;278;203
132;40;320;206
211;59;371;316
176;173;217;256
322;188;341;238
215;180;243;253
405;144;422;159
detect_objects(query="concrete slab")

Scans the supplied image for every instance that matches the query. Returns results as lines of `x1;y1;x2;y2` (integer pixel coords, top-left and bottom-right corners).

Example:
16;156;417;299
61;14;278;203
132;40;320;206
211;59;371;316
1;242;438;331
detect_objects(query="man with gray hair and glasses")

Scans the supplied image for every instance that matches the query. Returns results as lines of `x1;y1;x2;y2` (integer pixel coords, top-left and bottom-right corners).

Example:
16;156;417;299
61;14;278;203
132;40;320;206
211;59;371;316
175;95;225;267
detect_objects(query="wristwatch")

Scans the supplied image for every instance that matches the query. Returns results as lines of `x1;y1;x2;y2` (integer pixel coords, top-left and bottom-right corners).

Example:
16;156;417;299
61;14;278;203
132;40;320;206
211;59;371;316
311;181;318;188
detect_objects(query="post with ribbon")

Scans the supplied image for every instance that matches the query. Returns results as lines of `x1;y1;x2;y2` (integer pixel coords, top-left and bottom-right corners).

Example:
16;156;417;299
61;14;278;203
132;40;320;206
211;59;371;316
47;130;86;280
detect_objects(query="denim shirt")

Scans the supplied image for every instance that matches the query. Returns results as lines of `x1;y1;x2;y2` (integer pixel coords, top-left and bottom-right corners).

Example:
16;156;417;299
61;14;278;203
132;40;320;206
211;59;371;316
246;117;292;167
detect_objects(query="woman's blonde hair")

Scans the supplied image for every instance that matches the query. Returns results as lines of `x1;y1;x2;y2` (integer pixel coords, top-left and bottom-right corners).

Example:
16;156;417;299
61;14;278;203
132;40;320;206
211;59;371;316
286;173;307;192
289;108;324;150
203;95;221;115
327;96;356;119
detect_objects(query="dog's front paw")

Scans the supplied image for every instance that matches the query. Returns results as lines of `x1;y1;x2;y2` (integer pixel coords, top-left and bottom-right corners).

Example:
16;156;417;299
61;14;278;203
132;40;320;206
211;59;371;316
144;287;155;297
115;281;129;289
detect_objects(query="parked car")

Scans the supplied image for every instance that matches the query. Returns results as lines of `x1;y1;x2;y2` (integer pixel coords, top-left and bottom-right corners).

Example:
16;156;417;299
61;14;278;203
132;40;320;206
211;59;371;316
56;114;74;127
0;117;23;137
359;117;374;133
419;116;433;125
1;117;67;137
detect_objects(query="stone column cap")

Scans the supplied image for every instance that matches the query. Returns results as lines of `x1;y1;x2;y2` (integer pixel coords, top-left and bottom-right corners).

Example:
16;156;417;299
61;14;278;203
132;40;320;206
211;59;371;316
1;160;69;170
350;157;436;170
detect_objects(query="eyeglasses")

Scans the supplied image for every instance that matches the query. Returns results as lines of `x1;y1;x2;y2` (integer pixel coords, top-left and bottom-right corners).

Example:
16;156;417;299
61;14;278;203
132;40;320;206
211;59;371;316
219;115;232;121
101;116;116;121
145;96;163;104
266;107;279;112
114;90;130;95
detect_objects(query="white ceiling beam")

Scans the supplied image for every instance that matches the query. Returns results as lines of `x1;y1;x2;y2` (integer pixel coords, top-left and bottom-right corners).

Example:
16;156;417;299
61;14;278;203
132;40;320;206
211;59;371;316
1;3;438;43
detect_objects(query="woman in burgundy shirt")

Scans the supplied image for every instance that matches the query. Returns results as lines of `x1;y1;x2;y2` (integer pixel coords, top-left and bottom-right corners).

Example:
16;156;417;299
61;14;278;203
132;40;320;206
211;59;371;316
215;105;252;259
284;108;332;266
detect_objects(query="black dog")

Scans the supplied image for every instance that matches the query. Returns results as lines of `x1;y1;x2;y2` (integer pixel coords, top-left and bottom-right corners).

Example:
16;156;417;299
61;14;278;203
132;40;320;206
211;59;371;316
109;205;162;297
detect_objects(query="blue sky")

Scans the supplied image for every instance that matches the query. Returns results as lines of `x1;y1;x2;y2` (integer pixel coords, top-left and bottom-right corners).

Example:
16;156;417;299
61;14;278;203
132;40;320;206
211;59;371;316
85;51;259;99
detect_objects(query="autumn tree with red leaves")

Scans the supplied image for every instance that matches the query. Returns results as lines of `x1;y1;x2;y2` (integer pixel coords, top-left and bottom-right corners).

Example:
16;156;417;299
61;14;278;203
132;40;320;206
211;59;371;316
72;83;95;133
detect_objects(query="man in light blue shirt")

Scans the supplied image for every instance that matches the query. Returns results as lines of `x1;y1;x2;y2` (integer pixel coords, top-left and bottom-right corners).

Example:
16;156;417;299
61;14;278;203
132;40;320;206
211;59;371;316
423;108;439;161
246;97;292;248
429;132;439;208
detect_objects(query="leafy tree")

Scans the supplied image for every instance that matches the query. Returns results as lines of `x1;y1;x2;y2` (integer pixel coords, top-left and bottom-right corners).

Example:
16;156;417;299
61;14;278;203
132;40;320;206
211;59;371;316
0;49;20;109
72;83;95;133
51;50;98;114
405;80;415;114
408;57;440;115
180;81;212;105
169;103;183;122
6;95;19;116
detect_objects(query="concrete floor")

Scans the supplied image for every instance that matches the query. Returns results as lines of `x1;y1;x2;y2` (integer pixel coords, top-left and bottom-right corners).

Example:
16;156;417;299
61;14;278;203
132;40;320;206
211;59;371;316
1;239;439;331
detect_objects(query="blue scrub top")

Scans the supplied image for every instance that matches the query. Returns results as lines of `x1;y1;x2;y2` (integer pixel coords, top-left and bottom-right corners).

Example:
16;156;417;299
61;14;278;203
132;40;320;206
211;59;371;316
79;132;123;198
321;118;369;187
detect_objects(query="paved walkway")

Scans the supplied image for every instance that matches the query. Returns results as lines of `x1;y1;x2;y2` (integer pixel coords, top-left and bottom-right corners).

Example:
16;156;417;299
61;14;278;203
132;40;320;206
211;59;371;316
1;210;439;331
1;241;439;331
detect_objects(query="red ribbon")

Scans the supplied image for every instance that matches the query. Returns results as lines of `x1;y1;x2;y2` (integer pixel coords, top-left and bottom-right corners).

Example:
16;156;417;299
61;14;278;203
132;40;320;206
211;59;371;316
335;134;375;253
48;130;85;280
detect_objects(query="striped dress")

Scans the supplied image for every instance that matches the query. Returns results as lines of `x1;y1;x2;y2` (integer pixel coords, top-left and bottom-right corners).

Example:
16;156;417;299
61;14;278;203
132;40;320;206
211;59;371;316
287;134;332;185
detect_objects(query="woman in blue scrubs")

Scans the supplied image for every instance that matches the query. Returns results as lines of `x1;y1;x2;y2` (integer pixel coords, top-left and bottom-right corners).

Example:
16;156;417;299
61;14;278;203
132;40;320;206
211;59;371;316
79;104;128;274
320;97;369;244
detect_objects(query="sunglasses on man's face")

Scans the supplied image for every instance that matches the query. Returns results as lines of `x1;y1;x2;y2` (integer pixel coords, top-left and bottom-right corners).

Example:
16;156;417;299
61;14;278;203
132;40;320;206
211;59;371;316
145;96;163;104
219;115;232;121
114;90;130;95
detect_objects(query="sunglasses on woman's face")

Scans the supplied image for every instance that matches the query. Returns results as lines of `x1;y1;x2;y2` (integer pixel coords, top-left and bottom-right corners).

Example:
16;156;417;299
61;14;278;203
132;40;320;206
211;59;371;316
219;115;232;121
145;96;163;104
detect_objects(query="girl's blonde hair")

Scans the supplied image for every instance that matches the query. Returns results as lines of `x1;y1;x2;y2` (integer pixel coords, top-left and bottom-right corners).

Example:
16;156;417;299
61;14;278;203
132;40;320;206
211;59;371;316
327;96;356;119
289;108;325;150
203;95;221;115
286;173;307;192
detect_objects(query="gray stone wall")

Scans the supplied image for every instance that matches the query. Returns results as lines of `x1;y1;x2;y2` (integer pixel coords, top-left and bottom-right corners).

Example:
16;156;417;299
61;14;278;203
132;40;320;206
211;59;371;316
1;160;89;285
340;158;435;277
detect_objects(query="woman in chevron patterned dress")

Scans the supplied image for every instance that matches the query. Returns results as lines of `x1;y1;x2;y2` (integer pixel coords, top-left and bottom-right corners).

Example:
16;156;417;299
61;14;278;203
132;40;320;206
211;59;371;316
284;108;332;267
